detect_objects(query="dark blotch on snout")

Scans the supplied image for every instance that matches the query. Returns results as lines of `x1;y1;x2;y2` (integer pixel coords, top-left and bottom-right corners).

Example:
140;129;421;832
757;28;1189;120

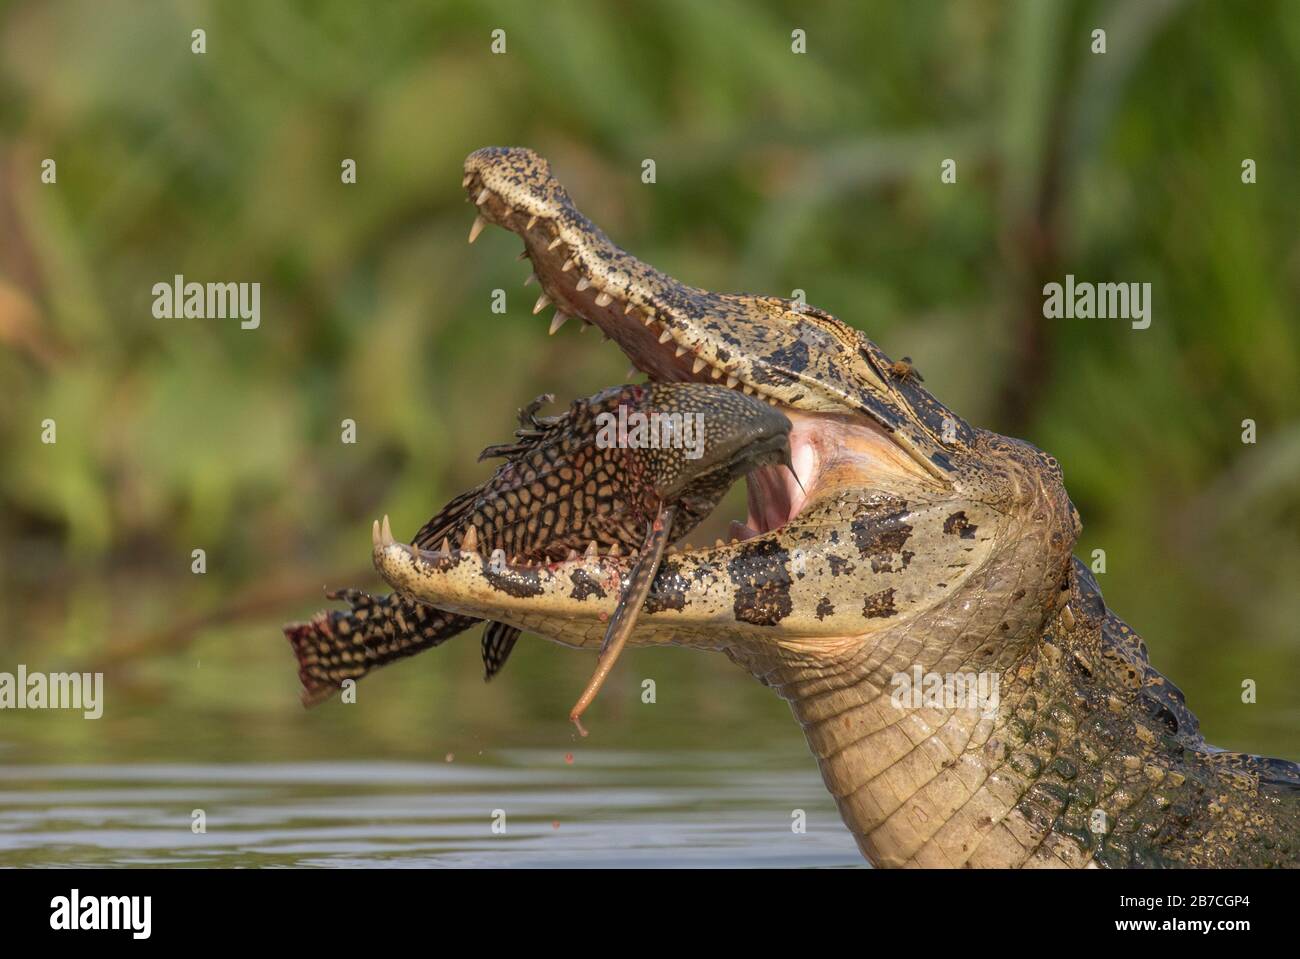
727;538;793;626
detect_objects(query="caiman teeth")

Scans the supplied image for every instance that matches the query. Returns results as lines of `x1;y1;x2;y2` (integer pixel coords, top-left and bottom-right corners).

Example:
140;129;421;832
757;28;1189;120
372;519;381;548
460;525;479;553
584;541;598;560
463;157;791;414
381;514;394;545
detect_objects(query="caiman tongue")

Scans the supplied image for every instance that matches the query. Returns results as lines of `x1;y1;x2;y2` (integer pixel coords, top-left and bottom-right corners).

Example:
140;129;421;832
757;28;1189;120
745;413;818;534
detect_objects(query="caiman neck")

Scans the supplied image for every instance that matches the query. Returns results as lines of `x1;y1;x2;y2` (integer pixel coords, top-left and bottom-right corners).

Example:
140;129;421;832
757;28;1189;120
727;430;1081;867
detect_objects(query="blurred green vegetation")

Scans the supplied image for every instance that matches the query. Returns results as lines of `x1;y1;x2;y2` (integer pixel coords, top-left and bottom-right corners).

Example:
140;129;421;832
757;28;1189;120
1;0;1296;763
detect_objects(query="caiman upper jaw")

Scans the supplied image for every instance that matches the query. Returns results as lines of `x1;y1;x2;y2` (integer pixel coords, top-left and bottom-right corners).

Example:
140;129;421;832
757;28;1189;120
462;147;961;486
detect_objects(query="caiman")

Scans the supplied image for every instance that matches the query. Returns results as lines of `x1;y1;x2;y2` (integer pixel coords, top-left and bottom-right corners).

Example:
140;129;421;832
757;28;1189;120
286;383;792;707
364;147;1300;868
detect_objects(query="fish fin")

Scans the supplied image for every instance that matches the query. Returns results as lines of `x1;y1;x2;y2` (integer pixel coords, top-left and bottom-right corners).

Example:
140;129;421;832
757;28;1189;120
285;589;474;707
481;621;522;681
569;505;676;730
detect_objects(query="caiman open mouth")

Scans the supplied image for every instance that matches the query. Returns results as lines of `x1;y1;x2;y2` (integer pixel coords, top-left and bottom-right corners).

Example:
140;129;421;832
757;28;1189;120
459;148;937;553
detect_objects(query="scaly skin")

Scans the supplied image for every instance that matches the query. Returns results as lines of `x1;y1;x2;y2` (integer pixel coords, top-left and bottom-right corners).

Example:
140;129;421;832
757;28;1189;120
286;382;790;703
376;147;1299;867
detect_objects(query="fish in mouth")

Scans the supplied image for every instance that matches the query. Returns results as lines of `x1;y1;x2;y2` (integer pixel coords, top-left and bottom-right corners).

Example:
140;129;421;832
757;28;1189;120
313;147;1300;868
286;382;792;717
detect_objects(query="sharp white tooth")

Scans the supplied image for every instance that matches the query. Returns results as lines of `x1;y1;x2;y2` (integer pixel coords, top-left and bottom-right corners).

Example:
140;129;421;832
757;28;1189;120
462;174;473;188
548;237;564;251
711;367;723;380
644;311;657;323
468;215;486;243
526;215;538;230
626;365;638;378
658;329;674;344
624;302;636;315
567;549;579;560
502;206;514;218
608;543;621;557
516;249;529;261
726;376;738;388
461;526;479;553
381;515;393;545
584;541;599;560
674;345;687;358
441;537;452;555
533;293;551;315
576;277;591;291
372;520;381;548
524;273;537;287
594;292;612;306
714;539;725;548
692;357;707;374
643;315;655;327
549;312;569;335
578;322;588;333
561;258;575;272
475;187;490;206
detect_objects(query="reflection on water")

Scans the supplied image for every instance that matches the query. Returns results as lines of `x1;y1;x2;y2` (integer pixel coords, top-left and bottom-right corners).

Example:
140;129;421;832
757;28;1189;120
0;752;863;868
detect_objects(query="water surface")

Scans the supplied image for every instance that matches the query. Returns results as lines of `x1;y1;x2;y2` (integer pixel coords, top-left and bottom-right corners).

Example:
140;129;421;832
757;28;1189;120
0;750;862;868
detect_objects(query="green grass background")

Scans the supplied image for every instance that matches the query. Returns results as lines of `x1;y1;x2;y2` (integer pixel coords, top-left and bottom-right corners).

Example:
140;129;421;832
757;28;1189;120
1;0;1296;761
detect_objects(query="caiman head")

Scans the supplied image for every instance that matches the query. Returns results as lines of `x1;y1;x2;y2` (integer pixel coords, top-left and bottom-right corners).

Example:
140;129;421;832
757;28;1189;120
373;147;1086;865
379;147;1079;666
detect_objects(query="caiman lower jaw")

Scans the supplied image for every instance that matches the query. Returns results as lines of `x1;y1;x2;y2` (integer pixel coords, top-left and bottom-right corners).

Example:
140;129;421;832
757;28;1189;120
372;403;968;652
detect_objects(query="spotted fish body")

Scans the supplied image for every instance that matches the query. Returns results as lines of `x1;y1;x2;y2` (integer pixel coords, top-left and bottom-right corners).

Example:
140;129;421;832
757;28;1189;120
285;383;790;704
